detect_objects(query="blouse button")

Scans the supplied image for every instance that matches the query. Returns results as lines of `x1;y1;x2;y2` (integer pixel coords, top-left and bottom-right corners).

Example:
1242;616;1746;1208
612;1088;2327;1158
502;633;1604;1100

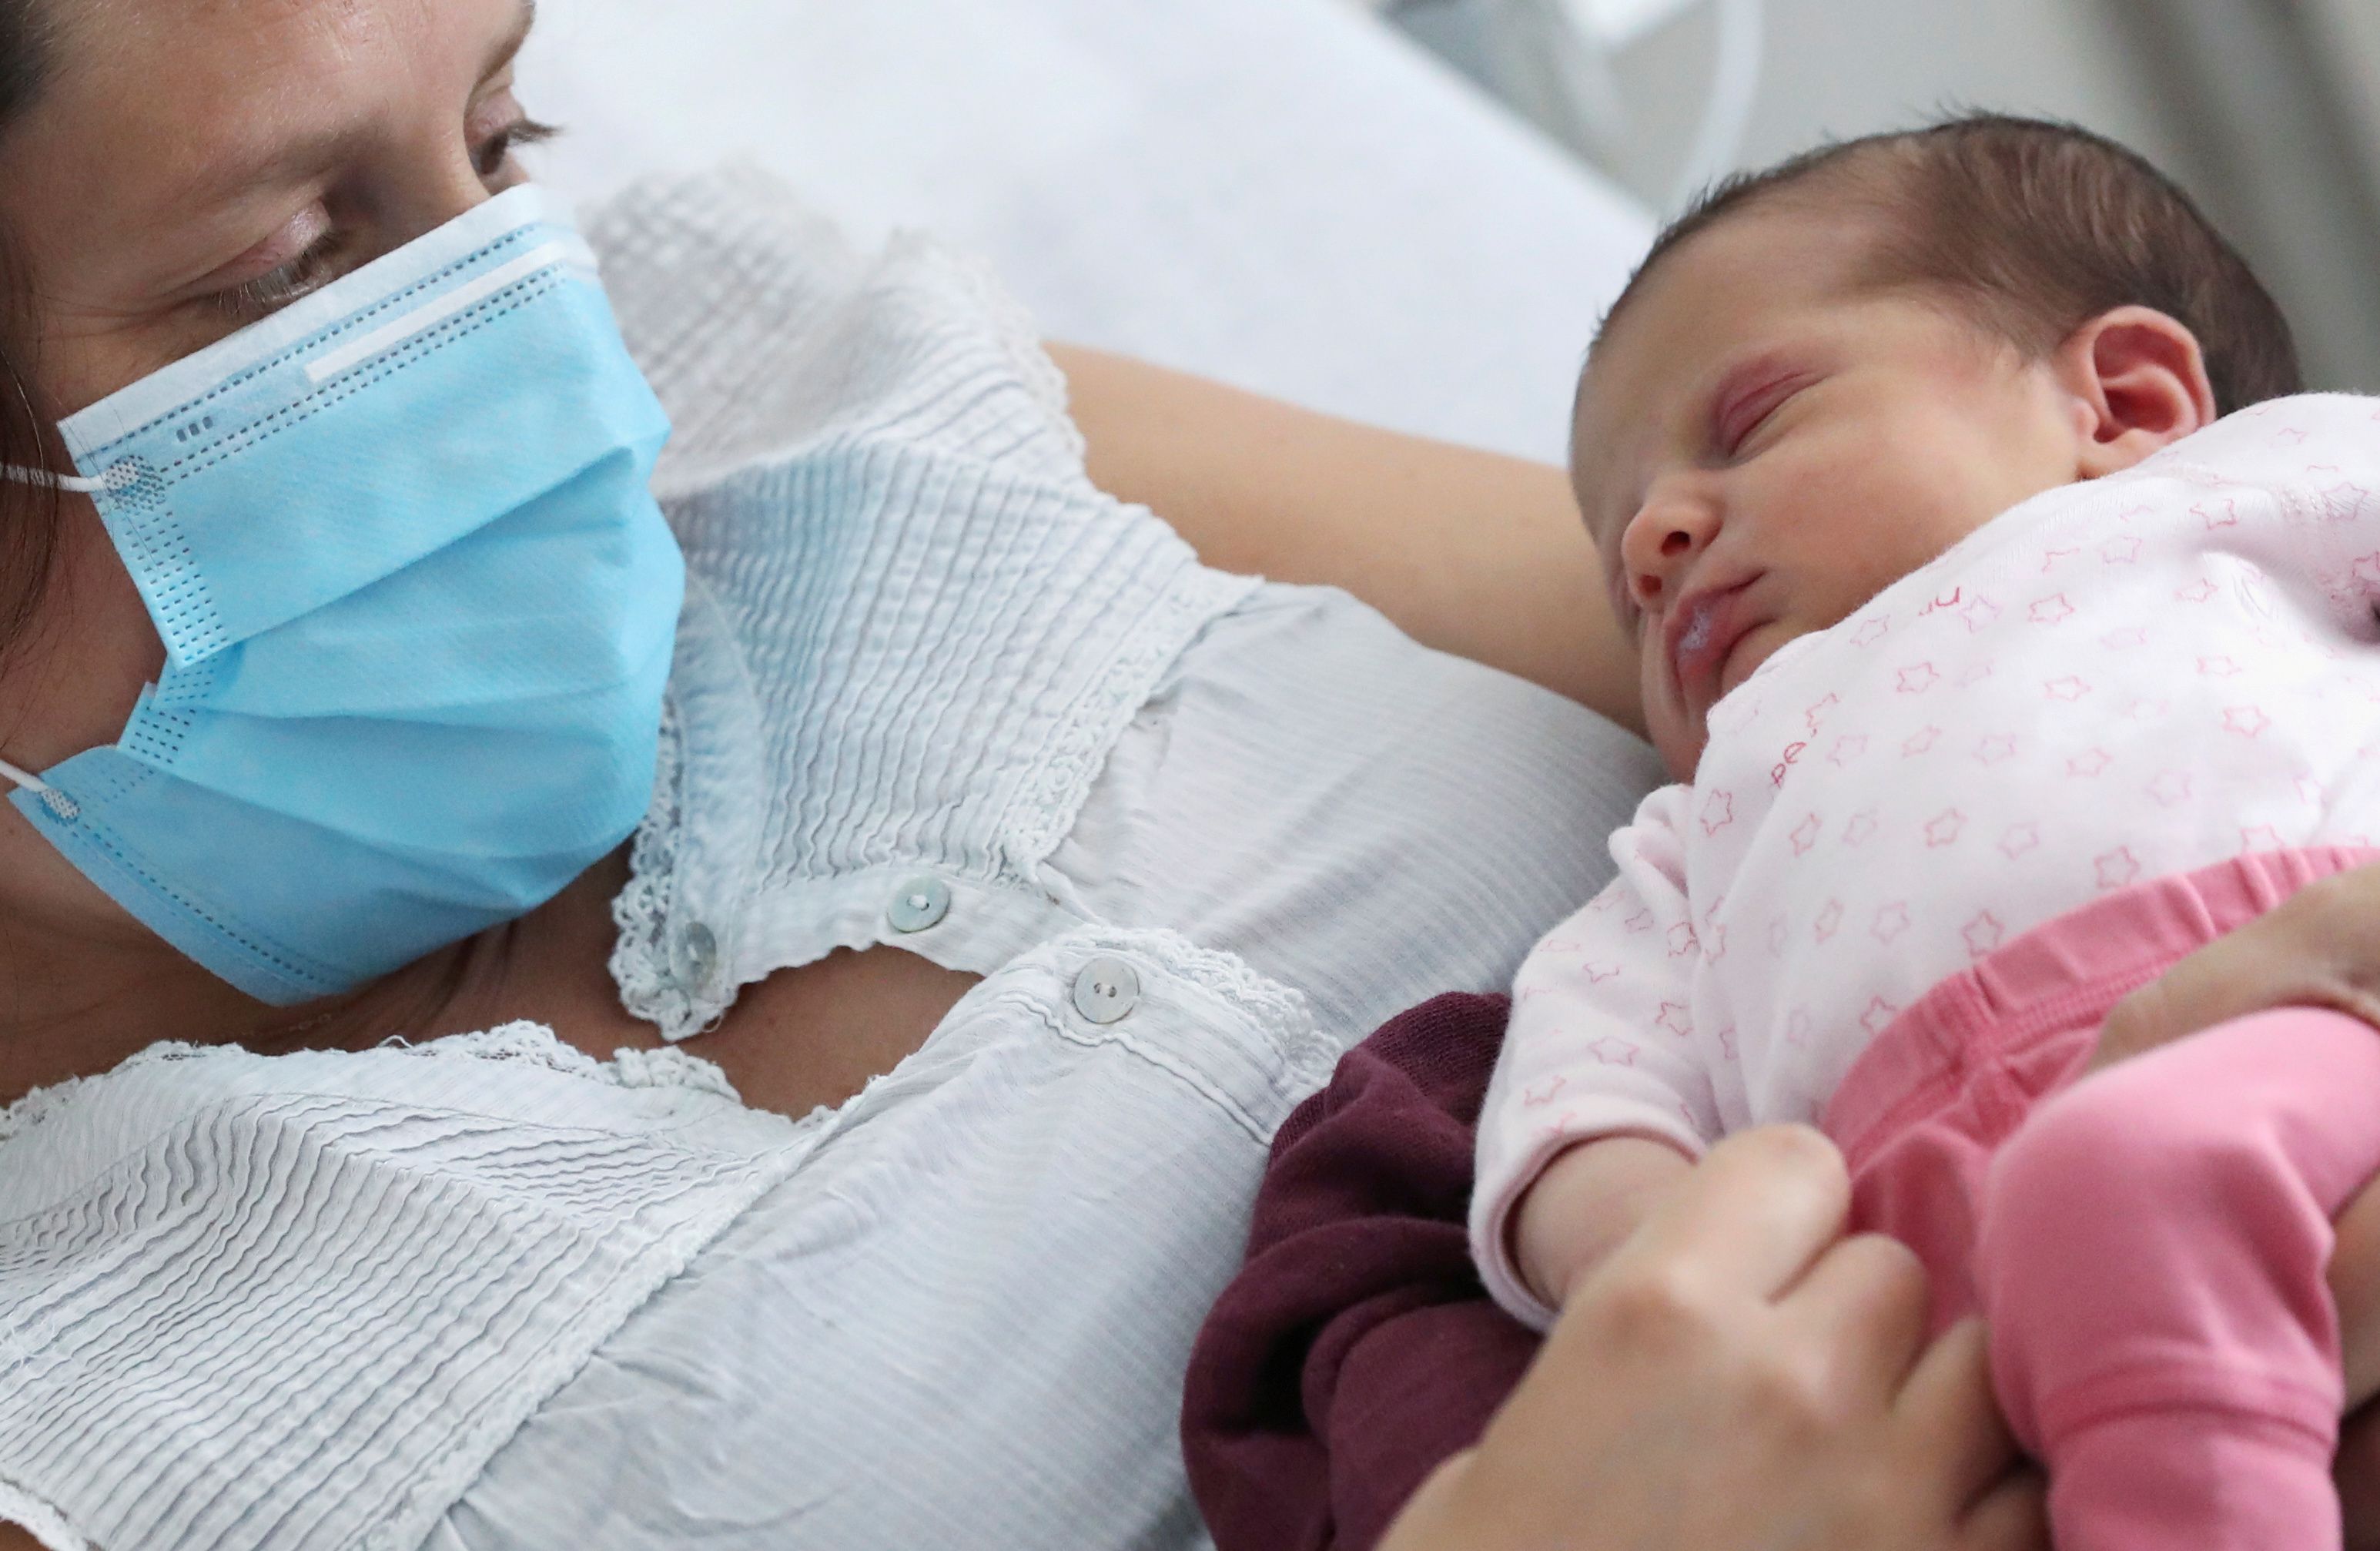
674;921;721;989
1071;956;1141;1025
887;876;952;933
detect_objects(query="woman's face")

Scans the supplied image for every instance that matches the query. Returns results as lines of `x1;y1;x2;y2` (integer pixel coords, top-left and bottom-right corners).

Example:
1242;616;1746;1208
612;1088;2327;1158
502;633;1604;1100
11;0;547;414
0;0;548;931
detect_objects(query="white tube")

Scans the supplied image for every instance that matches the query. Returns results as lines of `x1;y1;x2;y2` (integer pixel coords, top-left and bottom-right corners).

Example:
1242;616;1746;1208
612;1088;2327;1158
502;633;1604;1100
1669;0;1765;210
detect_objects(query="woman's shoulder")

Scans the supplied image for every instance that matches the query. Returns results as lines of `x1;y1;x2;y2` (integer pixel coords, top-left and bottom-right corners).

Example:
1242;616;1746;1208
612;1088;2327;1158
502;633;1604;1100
584;163;1087;497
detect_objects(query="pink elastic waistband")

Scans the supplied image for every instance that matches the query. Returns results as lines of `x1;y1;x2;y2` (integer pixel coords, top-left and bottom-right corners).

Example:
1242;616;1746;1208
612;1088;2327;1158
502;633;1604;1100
1822;846;2380;1170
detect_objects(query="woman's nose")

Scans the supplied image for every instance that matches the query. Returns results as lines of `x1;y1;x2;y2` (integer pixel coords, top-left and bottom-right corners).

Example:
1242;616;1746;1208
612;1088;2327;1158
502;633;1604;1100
1618;494;1721;610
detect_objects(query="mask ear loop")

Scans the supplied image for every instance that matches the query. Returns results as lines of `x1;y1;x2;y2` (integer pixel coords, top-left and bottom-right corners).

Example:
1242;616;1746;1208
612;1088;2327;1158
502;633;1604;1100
0;464;109;494
0;754;76;819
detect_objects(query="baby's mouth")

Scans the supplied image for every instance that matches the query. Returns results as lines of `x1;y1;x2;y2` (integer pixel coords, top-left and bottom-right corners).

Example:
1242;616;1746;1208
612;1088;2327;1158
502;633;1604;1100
1667;580;1758;712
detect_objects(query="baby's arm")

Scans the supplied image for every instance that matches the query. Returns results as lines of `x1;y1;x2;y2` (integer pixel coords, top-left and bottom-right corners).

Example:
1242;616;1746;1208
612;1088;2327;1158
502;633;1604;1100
1512;1136;1696;1308
1473;788;1722;1325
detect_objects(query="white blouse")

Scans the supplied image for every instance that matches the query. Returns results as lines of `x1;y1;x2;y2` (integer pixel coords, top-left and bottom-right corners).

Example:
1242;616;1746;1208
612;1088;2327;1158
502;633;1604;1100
0;168;1662;1551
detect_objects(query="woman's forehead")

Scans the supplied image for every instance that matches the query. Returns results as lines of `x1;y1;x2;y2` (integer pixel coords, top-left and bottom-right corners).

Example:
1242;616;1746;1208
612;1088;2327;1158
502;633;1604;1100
36;0;531;144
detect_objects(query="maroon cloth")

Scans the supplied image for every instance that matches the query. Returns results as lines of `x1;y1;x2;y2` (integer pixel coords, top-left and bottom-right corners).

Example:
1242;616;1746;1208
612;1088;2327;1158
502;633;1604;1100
1182;993;1538;1551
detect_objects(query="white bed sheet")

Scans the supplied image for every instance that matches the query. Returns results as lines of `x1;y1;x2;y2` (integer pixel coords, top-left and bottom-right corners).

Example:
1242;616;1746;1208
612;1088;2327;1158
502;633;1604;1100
519;0;1655;464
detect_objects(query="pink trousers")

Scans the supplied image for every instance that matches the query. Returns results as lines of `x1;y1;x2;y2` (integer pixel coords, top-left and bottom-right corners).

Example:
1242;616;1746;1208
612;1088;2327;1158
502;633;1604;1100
1823;847;2380;1551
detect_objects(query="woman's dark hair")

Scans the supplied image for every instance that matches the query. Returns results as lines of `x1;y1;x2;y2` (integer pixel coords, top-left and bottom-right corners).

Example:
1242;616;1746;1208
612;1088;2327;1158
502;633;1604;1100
1600;112;2303;416
0;0;58;662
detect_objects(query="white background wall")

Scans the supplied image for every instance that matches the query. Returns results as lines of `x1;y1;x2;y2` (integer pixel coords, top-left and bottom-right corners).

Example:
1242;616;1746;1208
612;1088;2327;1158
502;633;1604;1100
1397;0;2380;391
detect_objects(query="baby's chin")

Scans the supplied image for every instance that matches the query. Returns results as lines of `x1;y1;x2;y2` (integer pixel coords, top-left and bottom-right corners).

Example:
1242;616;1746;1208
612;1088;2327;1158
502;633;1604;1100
1656;630;1796;781
1653;719;1706;783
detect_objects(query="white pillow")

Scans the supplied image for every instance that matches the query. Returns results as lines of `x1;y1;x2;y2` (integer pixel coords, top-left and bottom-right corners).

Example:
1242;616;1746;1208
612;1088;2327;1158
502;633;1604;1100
520;0;1655;463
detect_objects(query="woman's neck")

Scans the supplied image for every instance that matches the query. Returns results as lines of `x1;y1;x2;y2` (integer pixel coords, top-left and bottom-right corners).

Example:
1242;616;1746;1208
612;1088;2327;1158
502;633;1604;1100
0;847;645;1106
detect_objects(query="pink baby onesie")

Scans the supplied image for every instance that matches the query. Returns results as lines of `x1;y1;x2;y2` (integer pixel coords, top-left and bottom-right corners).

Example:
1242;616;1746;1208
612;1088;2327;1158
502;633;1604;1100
1473;393;2380;1550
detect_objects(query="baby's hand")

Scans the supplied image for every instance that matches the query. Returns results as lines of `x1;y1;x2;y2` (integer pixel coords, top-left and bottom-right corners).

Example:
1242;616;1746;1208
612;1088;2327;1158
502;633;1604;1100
1515;1135;1696;1309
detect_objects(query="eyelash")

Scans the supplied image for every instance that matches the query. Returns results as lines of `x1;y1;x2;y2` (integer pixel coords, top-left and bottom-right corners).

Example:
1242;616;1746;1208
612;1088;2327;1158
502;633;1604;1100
1720;380;1806;457
214;116;564;319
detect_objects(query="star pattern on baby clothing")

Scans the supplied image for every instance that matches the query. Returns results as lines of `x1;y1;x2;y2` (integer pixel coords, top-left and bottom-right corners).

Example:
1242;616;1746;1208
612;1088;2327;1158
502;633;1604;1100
2295;774;2326;807
1957;595;2002;632
1850;616;1890;646
1668;922;1701;958
1858;997;1901;1037
1716;1027;1739;1061
1700;789;1736;836
1624;909;1655;933
1523;1075;1570;1105
2240;824;2288;853
1804;694;1841;733
2147;770;2194;807
2198;655;2241;678
1871;902;1912;943
2029;593;2076;625
1842;808;1879;846
2044;676;2091;702
2222;705;2271;739
1700;922;1727;963
1828;735;1868;766
1974;734;2018;765
2000;822;2041;859
1902;725;1943;757
2040;548;2080;573
1789;813;1823;855
1962;911;2005;958
2318;483;2375;524
2102;625;2148;650
1924;809;1967;847
1654;1001;1694;1038
2196;498;2241;530
1956;662;1995;688
2100;535;2144;564
2066;748;2111;777
2094;846;2142;890
1581;961;1619;984
1582;1040;1639;1067
1814;899;1845;942
2176;578;2219;604
1896;662;1940;694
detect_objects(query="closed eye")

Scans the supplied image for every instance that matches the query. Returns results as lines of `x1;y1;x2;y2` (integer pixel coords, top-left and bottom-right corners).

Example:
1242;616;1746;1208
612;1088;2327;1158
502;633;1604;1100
1712;366;1815;457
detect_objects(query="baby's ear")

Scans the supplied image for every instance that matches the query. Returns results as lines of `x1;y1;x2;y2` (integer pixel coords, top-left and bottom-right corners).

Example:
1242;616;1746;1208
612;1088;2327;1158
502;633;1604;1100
2055;307;2220;478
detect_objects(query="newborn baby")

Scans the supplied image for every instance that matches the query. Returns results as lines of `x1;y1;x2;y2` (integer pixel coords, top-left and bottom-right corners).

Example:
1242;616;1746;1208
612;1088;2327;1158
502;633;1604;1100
1474;113;2380;1549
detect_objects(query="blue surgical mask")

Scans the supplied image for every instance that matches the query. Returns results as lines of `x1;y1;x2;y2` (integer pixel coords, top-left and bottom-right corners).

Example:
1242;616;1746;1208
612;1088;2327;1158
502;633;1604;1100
0;184;684;1006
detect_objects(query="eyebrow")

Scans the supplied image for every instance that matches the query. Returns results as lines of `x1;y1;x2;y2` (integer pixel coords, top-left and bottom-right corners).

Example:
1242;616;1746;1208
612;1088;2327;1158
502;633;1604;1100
189;0;538;206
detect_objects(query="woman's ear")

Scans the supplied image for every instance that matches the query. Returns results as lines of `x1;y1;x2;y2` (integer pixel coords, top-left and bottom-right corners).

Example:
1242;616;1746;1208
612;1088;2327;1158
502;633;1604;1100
2053;306;2220;478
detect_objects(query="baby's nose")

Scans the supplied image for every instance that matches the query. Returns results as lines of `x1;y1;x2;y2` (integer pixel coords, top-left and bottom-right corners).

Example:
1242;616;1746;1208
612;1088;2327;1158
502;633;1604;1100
1627;515;1710;606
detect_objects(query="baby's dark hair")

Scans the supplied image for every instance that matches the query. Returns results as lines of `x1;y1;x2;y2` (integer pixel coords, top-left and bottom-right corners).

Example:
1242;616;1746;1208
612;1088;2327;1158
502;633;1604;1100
1600;112;2302;415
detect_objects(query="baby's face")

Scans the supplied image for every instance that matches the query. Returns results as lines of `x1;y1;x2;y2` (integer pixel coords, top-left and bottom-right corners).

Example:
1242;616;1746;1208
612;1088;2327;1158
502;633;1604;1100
1575;206;2091;778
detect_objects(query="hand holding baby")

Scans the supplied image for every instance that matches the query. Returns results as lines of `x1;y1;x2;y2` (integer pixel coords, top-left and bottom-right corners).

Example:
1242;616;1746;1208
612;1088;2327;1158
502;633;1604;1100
1394;1127;2047;1551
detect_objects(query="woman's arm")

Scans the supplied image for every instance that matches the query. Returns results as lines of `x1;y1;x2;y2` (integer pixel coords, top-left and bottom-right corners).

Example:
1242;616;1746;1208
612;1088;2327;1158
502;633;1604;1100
1049;344;1645;735
1381;1126;2047;1551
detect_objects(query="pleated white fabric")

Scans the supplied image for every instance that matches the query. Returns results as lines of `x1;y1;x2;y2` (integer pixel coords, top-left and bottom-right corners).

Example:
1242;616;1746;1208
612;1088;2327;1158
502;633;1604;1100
0;169;1663;1551
0;1031;815;1551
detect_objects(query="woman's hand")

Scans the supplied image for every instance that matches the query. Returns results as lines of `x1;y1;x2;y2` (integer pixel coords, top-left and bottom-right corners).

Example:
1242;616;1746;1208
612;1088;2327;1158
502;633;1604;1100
1380;1126;2047;1551
2089;864;2380;1078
